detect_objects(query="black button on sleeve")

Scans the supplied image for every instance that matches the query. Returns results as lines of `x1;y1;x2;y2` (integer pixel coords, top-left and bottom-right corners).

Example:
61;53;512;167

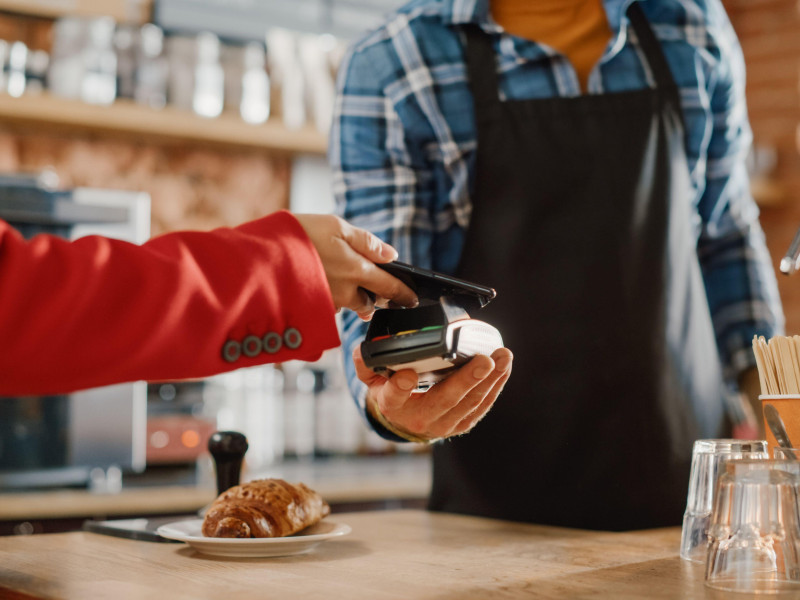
263;332;282;354
242;335;263;357
284;327;302;349
222;340;241;363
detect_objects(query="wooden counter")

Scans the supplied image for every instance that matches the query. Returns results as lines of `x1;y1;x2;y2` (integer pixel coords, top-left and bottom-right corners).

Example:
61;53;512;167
0;455;431;522
0;509;712;599
0;479;427;521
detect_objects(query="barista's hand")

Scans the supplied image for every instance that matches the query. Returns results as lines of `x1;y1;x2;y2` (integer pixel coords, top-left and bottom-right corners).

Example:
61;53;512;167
354;346;513;442
294;214;418;320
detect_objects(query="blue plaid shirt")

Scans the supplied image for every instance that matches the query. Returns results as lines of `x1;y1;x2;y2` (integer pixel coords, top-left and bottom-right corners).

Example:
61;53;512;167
330;0;785;426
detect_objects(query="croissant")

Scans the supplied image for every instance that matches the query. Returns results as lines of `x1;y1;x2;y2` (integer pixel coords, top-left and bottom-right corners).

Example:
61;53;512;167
201;478;330;538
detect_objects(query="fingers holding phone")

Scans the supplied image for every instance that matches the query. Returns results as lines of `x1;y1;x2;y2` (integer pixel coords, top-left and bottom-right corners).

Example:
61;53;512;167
294;214;418;319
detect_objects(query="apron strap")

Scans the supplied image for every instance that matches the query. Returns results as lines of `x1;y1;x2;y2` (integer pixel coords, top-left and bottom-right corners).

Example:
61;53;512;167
626;2;677;92
463;3;680;103
462;25;501;109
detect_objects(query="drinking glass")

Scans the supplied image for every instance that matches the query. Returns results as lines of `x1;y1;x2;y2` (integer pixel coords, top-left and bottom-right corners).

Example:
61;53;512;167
775;447;800;462
705;459;800;593
680;439;768;563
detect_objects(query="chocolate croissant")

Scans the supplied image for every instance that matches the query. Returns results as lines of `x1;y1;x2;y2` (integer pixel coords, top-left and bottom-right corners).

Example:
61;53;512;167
201;478;331;538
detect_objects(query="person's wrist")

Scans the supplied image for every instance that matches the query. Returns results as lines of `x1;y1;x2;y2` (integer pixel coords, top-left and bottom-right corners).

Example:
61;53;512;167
366;395;440;445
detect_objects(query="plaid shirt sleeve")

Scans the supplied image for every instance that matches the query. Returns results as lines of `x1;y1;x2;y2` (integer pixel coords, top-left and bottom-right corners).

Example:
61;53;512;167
330;42;439;438
694;10;784;380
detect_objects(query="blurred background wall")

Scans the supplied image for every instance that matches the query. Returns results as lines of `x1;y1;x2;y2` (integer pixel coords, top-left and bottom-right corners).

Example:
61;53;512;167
0;1;795;322
725;0;800;331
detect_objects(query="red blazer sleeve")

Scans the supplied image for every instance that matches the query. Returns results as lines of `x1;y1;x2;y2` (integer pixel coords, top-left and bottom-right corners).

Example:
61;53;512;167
0;210;340;395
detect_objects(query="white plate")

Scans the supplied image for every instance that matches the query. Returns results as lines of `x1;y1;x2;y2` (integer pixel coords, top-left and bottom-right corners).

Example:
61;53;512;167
156;518;351;558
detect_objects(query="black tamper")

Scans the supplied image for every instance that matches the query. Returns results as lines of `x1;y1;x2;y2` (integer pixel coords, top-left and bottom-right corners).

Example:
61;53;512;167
207;431;248;495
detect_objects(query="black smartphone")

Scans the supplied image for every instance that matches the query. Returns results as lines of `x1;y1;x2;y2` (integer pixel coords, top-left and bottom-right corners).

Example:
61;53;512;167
362;262;501;389
377;261;496;308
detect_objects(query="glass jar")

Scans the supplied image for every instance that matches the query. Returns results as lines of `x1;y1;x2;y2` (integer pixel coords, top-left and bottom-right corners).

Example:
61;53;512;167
134;24;168;110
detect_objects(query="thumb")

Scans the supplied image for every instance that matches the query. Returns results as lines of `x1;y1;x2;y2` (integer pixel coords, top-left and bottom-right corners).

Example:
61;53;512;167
343;224;398;263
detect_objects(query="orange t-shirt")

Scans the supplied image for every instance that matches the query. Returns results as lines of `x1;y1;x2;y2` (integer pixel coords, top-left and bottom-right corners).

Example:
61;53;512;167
491;0;612;92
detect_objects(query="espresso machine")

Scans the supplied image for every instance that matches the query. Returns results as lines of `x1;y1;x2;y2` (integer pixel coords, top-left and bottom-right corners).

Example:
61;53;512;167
0;172;151;490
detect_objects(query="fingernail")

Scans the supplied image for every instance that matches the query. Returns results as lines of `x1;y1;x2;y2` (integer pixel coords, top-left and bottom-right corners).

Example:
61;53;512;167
396;376;415;391
473;364;493;379
381;244;398;261
495;356;512;372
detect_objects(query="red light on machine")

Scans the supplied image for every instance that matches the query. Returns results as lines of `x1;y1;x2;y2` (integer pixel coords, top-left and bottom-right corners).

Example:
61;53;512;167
181;429;200;448
146;415;216;465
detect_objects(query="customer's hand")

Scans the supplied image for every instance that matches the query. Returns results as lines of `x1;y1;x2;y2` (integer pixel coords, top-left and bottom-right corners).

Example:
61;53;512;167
353;346;513;442
295;214;418;320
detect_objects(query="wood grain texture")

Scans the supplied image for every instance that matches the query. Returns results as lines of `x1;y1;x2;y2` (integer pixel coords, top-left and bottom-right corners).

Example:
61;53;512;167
0;510;711;600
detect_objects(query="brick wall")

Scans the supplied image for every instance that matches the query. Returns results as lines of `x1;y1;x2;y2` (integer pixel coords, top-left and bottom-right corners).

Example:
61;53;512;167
0;131;291;236
725;0;800;332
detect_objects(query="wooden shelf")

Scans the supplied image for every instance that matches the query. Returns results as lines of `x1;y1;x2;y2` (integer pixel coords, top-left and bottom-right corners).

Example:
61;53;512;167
0;93;329;155
0;0;152;23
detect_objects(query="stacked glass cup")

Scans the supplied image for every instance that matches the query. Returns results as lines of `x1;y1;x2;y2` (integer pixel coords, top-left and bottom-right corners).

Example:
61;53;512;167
681;438;800;593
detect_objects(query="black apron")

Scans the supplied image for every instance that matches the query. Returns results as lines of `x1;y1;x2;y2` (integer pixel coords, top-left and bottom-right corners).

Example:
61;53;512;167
430;2;727;531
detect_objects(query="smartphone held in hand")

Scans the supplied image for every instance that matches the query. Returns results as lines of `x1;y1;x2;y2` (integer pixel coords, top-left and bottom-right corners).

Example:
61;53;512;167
361;262;503;390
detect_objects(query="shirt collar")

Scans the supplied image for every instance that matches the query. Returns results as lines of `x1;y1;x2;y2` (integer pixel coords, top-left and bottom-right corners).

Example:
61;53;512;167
442;0;643;33
441;0;645;62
